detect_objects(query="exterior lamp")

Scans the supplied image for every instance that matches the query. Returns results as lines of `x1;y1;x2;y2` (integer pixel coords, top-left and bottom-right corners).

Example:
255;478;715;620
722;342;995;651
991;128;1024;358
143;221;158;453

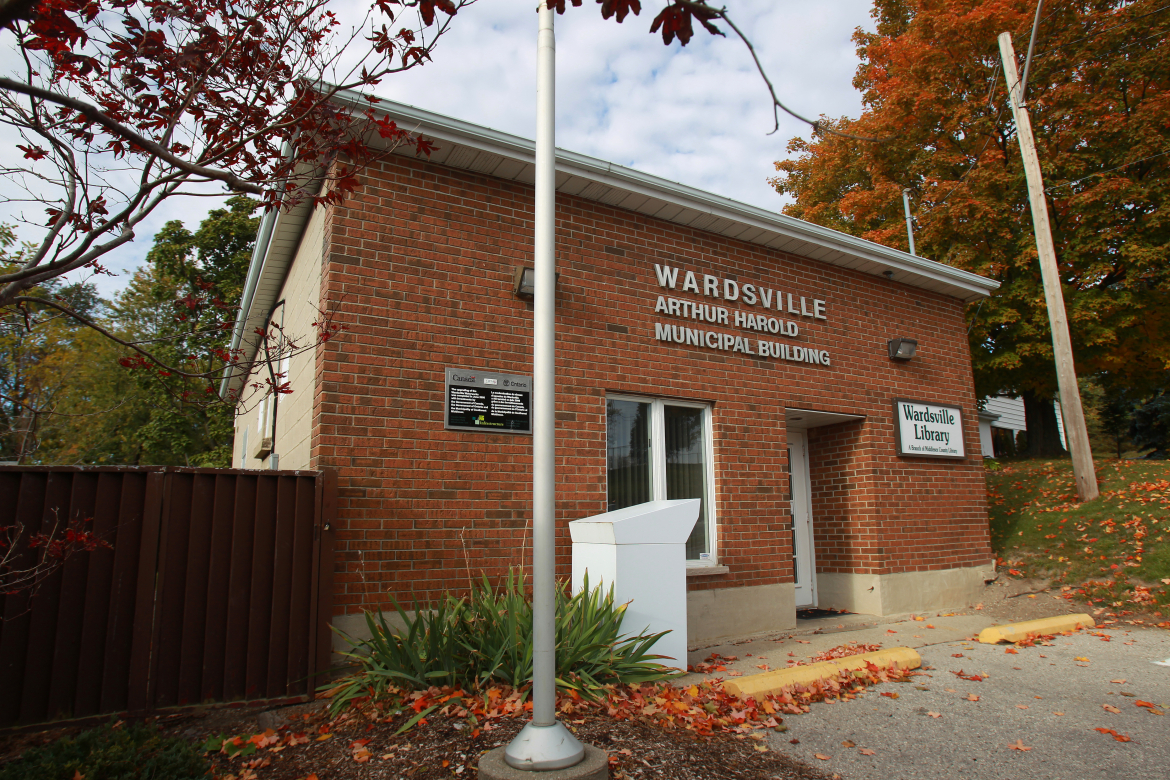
513;266;559;299
888;338;918;361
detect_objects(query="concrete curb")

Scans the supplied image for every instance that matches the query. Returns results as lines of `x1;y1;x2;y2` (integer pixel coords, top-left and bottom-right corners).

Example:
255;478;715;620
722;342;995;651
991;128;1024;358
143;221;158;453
723;647;922;699
977;613;1095;644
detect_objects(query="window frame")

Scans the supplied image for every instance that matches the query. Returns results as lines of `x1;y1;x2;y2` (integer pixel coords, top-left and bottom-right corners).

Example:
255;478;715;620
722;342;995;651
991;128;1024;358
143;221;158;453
605;393;719;567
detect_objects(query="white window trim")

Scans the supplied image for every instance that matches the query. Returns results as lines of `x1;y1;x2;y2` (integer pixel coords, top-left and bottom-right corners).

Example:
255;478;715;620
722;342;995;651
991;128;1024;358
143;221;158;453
606;393;719;567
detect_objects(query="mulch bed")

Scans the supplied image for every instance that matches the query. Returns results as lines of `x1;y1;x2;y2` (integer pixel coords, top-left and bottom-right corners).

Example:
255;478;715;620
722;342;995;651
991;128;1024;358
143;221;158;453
169;700;835;780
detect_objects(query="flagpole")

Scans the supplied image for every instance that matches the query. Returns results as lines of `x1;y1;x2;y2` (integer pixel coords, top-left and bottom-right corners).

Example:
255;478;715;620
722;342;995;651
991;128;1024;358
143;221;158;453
503;2;586;770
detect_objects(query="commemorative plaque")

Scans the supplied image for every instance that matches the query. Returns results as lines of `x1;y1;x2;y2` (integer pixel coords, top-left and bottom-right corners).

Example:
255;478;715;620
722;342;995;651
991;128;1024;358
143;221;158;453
444;368;532;434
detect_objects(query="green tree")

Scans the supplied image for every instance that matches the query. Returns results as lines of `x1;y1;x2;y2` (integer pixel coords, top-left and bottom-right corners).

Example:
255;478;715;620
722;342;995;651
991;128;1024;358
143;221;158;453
24;198;259;466
770;0;1170;456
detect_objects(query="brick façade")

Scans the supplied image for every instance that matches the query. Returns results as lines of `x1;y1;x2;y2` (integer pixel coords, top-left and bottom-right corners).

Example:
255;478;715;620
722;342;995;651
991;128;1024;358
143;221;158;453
304;152;993;618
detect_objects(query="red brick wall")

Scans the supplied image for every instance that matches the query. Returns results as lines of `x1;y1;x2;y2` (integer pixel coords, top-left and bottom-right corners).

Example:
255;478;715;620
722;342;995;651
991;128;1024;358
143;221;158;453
309;153;992;616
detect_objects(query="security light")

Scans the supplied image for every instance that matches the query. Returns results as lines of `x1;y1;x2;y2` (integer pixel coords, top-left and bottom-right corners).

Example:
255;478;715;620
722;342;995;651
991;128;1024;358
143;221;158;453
513;266;559;298
888;338;918;361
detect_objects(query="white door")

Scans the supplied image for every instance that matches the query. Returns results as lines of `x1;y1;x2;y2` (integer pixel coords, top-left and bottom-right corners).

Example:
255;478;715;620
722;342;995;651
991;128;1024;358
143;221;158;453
788;430;817;608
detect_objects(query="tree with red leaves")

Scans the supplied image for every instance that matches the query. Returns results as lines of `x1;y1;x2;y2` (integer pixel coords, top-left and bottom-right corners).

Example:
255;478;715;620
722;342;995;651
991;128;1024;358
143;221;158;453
0;0;473;403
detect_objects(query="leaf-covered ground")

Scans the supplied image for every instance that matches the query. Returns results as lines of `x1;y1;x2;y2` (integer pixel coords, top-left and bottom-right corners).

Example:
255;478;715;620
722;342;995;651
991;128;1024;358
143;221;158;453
987;458;1170;625
188;660;909;780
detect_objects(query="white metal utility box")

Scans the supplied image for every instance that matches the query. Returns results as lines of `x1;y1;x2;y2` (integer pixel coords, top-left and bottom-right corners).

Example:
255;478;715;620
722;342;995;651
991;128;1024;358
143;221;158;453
568;499;700;669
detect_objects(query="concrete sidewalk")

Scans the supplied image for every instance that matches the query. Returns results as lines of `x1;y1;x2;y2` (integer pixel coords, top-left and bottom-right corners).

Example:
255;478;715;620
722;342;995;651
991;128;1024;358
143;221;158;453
680;612;994;685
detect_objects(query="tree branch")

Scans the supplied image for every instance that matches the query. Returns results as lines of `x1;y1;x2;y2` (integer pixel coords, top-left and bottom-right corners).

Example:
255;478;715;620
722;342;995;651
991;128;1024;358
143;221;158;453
0;77;267;196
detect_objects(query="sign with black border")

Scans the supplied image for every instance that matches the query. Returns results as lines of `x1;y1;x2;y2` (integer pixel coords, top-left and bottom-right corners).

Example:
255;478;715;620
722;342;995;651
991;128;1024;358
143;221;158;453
892;398;966;459
445;368;532;434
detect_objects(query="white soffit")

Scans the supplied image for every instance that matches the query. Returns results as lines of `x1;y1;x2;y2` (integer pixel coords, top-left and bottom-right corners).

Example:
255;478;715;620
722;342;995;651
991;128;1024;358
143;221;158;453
785;408;866;430
336;91;998;303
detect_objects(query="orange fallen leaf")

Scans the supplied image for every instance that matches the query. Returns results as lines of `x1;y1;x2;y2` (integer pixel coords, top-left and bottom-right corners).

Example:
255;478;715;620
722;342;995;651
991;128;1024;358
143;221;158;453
886;629;898;634
914;616;924;621
1075;656;1090;662
859;748;875;755
966;694;980;702
1016;705;1029;710
1095;727;1132;743
1008;739;1032;752
442;760;449;768
353;747;371;763
842;740;855;747
881;692;899;699
1053;712;1064;716
1005;648;1018;655
1111;679;1126;684
72;773;84;780
927;712;941;718
952;653;964;658
1102;704;1121;714
1135;700;1158;710
814;754;831;761
926;624;935;629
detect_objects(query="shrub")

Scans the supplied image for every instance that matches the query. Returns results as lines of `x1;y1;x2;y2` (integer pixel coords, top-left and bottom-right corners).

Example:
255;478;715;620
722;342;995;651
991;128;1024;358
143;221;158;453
0;721;210;780
327;571;677;713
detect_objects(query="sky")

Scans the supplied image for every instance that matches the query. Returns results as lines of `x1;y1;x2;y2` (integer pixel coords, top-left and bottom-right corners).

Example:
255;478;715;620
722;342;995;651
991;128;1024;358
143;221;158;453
2;0;876;297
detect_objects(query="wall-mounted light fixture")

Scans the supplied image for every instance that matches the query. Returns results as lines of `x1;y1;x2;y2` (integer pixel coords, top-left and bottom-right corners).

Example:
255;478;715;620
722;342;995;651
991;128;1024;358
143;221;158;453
513;266;559;298
887;338;918;361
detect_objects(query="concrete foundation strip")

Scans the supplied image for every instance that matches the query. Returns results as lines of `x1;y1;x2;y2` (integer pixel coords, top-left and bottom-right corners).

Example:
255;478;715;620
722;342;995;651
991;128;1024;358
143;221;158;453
723;647;922;700
976;613;1095;644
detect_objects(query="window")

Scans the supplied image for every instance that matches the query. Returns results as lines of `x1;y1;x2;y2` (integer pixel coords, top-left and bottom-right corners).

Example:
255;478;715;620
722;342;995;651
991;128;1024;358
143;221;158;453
606;395;716;563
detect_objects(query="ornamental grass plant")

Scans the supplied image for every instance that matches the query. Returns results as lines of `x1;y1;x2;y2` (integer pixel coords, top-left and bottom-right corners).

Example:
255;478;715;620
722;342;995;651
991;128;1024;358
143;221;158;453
326;571;677;714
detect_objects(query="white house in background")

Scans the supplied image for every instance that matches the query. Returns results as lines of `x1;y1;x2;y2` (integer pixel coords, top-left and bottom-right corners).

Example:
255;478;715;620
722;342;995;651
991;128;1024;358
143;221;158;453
978;396;1068;457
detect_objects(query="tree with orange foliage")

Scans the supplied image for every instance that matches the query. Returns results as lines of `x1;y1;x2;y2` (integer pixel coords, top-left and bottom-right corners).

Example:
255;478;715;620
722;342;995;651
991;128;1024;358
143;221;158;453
771;0;1170;457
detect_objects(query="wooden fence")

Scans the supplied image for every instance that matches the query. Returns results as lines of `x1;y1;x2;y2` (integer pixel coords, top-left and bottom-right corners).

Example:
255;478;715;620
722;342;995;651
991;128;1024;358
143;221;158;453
0;466;335;727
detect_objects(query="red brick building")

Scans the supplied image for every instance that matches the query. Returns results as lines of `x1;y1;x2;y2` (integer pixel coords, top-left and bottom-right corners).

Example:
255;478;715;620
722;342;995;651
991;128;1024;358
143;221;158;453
227;97;999;645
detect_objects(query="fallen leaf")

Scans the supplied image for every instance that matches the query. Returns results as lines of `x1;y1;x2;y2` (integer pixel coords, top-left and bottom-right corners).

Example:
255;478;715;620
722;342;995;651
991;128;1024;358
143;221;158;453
1008;739;1032;752
1095;727;1132;743
790;738;800;745
442;760;449;768
72;773;84;780
1075;656;1090;662
966;694;980;702
315;734;332;742
1016;705;1029;710
1103;704;1121;714
1054;712;1064;716
927;712;941;718
881;692;899;699
886;629;897;634
952;653;964;658
914;616;924;621
814;754;831;761
842;740;855;747
1111;679;1126;684
754;745;768;752
859;748;876;755
944;688;957;693
926;624;935;629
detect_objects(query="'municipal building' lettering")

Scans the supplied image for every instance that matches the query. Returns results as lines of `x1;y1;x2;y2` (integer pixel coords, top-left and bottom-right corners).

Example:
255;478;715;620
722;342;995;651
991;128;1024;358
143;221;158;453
226;96;1001;646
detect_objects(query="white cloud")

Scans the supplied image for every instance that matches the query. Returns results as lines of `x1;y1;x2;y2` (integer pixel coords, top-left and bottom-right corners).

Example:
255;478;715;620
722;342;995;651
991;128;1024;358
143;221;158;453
1;0;874;297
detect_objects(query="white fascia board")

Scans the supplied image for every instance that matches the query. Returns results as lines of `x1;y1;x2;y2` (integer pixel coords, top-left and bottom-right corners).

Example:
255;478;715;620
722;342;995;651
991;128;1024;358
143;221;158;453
337;90;999;301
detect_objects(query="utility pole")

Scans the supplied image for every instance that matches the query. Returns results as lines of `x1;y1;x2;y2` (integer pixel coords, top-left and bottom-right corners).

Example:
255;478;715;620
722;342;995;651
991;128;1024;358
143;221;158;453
901;188;916;256
503;2;587;771
997;32;1098;501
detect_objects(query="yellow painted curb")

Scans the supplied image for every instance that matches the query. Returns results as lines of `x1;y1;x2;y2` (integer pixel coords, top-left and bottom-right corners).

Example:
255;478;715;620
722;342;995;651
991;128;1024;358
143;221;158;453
722;647;921;700
977;613;1095;644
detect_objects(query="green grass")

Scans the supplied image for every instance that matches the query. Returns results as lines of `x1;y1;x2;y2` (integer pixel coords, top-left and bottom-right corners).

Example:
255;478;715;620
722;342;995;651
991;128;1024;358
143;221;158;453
987;457;1170;614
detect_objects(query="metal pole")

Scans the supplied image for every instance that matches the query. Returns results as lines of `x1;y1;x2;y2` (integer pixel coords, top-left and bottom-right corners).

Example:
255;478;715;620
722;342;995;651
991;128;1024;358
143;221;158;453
504;3;585;769
901;188;916;256
998;32;1098;501
1019;0;1045;108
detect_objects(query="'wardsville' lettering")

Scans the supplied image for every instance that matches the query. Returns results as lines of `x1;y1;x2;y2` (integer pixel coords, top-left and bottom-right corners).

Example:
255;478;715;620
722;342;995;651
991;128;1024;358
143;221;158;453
654;264;827;320
902;404;955;445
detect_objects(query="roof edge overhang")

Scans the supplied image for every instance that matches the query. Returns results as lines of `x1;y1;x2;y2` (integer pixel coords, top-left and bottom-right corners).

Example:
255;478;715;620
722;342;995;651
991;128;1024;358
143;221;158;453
223;91;999;397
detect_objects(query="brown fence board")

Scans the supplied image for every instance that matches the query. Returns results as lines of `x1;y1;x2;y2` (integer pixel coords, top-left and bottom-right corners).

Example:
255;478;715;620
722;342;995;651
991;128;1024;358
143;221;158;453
47;472;99;719
153;472;193;709
0;471;45;723
222;475;256;701
74;472;124;717
99;471;149;714
0;466;332;727
176;473;215;707
265;476;298;696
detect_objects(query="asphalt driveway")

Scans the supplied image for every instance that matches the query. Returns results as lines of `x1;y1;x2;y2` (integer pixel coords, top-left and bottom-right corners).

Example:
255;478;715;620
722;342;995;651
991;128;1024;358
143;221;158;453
767;626;1170;780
